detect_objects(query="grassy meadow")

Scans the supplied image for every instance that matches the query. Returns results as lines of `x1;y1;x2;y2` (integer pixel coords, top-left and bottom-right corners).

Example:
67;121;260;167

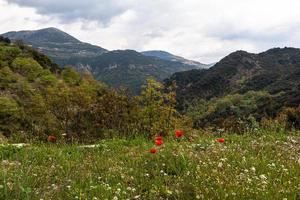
1;130;300;200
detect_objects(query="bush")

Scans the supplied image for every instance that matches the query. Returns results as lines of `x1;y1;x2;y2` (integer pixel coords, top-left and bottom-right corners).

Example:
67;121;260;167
279;106;300;129
0;96;23;137
11;57;43;81
186;91;277;132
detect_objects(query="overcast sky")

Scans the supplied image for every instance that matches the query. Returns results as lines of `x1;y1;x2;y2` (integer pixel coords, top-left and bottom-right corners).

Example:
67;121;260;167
1;0;300;63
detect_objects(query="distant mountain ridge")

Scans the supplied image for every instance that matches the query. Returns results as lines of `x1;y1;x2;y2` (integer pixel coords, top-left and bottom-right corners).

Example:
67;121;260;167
166;47;300;110
2;28;208;94
141;50;209;68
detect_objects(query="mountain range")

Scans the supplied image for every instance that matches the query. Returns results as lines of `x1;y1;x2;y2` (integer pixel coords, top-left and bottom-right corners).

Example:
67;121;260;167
166;47;300;110
2;28;208;93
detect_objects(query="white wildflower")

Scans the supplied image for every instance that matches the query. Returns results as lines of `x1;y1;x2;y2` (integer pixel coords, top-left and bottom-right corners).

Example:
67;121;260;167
259;174;267;181
218;162;223;168
166;190;173;195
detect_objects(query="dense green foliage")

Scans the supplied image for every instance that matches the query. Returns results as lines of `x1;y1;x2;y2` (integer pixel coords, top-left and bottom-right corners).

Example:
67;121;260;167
0;42;184;142
187;91;277;131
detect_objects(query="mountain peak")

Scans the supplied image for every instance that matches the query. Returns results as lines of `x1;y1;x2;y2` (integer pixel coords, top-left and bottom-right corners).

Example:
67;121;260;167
2;27;80;44
1;27;108;66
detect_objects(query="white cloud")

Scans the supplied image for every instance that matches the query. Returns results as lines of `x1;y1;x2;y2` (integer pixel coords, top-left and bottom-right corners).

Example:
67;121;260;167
2;0;300;63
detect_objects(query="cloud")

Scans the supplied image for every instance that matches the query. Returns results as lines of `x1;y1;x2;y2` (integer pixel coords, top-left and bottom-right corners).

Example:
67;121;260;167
7;0;136;25
2;0;300;63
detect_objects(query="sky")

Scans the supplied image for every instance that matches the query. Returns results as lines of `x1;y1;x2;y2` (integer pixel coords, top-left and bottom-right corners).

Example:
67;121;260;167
1;0;300;63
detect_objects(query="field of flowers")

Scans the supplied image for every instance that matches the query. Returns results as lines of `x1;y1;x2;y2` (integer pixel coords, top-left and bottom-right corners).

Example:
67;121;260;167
1;131;300;200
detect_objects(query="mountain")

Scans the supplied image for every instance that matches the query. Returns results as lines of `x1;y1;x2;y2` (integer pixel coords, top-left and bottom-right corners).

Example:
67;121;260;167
166;47;300;110
2;28;108;61
2;28;203;94
57;49;200;93
141;50;210;68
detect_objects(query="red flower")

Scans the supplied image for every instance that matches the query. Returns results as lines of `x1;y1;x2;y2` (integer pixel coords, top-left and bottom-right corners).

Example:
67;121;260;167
175;130;184;138
150;148;157;154
216;138;225;143
47;135;57;143
155;139;163;146
155;136;163;141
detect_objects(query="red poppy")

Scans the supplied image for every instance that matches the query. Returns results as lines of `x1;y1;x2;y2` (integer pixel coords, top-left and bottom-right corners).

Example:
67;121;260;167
155;139;163;146
175;130;184;138
155;136;163;141
216;138;225;143
47;135;57;143
150;148;157;154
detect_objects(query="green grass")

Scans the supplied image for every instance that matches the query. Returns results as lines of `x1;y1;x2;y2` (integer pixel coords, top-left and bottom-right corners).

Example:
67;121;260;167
1;132;300;200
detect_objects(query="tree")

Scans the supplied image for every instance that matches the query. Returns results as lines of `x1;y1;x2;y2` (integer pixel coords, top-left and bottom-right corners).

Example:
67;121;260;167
62;67;81;86
0;66;17;89
138;79;178;137
11;57;43;81
0;96;23;137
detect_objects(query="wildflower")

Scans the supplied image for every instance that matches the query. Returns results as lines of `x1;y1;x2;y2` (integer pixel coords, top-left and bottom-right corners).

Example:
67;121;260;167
216;138;225;143
155;139;163;146
47;135;57;143
218;162;223;168
166;189;173;195
150;148;157;154
175;130;184;138
259;174;267;181
155;136;163;141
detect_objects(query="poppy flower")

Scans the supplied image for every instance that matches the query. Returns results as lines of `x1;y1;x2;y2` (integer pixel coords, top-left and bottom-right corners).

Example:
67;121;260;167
155;136;163;141
47;135;57;143
175;130;184;138
155;139;163;146
150;148;157;154
216;138;225;143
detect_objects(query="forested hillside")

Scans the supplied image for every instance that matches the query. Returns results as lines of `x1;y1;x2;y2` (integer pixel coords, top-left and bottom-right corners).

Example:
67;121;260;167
0;38;183;142
166;48;300;129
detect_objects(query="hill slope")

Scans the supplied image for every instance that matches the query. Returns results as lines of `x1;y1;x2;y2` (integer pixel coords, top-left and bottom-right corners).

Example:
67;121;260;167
60;49;200;93
166;47;300;109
